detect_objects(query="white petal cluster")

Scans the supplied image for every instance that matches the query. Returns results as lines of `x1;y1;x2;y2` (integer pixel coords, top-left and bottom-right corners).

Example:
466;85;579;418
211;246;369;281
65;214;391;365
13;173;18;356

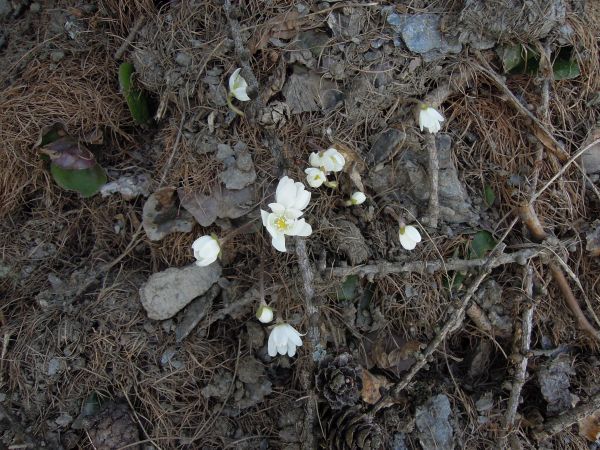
268;323;303;357
350;191;366;205
192;235;221;266
261;176;312;252
304;167;326;188
228;68;250;102
419;105;445;134
309;147;345;173
256;305;274;324
399;225;422;250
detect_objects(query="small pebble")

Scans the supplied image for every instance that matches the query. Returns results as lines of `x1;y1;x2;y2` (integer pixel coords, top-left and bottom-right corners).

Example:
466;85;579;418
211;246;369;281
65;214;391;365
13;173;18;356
175;51;192;67
30;2;41;13
50;50;65;62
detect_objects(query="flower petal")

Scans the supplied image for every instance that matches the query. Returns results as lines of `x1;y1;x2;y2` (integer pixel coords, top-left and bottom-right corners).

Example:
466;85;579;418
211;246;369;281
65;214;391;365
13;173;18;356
288;330;303;347
232;87;251;102
268;203;286;214
261;209;270;227
267;332;277;357
271;232;287;252
404;225;422;243
229;68;242;92
293;187;311;211
275;176;297;209
284;208;303;220
289;219;312;237
399;233;417;250
277;343;287;355
287;342;297;357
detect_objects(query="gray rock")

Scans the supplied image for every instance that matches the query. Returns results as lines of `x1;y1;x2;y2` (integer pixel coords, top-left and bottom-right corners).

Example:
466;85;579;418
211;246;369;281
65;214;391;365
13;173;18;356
175;51;192;67
175;284;220;342
415;394;455;450
55;413;73;427
387;14;461;59
327;219;370;265
139;263;221;320
100;173;151;200
367;129;407;166
581;137;600;174
217;142;256;190
436;134;478;224
282;66;341;114
0;0;11;20
50;50;65;62
237;356;265;384
538;353;577;415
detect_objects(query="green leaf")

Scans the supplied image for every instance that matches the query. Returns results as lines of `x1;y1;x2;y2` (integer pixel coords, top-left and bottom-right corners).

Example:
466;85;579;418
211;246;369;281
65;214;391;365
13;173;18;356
444;271;466;291
483;185;496;208
119;62;151;124
50;163;107;198
469;230;497;259
336;275;359;301
553;58;580;80
499;44;524;73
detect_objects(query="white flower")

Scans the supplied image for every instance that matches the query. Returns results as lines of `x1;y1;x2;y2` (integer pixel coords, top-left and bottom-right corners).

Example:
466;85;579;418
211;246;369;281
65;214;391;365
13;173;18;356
228;68;250;101
261;176;312;252
268;323;303;357
192;235;221;266
309;147;345;172
256;305;274;324
419;105;445;134
305;167;326;188
350;191;366;205
398;225;422;250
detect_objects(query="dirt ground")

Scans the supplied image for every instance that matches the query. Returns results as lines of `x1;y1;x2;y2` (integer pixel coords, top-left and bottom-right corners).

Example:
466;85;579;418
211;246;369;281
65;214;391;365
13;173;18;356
1;0;600;449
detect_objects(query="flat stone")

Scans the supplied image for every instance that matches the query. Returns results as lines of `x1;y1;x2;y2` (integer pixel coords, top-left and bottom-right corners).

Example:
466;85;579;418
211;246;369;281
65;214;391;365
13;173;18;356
367;129;407;166
387;13;461;58
415;394;455;450
139;263;221;320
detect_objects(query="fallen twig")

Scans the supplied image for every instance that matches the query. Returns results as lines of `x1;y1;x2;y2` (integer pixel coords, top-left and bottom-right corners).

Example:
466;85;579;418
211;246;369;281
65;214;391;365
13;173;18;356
368;268;492;415
533;392;600;442
497;266;535;449
425;134;439;229
114;16;145;60
329;247;545;279
295;238;320;450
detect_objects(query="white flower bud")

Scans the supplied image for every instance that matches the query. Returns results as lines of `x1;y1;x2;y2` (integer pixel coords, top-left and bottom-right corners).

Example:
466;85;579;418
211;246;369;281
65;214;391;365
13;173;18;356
256;305;274;324
418;105;445;134
192;235;221;266
350;191;366;205
398;225;422;250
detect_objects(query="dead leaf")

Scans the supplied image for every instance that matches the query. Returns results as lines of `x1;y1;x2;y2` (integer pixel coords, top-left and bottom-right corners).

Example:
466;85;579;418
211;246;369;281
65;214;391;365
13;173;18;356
579;408;600;442
580;128;600;175
178;185;254;227
360;331;421;375
334;142;366;192
250;10;305;53
361;369;392;405
142;187;195;241
586;221;600;257
39;136;96;170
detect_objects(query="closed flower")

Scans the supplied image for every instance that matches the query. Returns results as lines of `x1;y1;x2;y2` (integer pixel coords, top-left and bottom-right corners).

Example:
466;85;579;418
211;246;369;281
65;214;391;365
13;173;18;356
192;235;221;266
268;323;303;357
398;225;421;250
418;105;444;134
228;68;250;101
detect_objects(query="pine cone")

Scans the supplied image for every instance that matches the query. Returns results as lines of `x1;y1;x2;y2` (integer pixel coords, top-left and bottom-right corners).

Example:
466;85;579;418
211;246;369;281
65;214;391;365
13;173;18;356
86;402;140;450
322;406;384;450
316;353;362;410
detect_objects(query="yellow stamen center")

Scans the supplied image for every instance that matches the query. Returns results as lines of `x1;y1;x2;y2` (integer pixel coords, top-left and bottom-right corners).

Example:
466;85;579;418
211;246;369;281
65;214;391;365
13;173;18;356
275;216;289;231
399;226;406;235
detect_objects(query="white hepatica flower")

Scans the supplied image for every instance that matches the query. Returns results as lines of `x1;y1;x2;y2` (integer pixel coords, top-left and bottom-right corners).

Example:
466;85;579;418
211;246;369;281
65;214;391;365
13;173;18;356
305;167;326;188
228;68;250;101
419;105;445;134
256;305;274;324
398;225;422;250
268;323;303;357
309;147;345;172
349;191;366;205
261;176;312;252
192;235;221;266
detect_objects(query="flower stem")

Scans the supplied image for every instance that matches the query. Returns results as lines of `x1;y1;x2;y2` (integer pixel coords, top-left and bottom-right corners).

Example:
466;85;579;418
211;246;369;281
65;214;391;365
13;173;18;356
226;92;245;117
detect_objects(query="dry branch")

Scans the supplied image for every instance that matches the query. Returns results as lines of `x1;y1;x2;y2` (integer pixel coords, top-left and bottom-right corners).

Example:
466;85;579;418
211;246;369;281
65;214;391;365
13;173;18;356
294;238;319;450
114;16;145;60
329;247;545;279
533;392;600;442
497;267;534;449
425;134;439;229
368;268;492;415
